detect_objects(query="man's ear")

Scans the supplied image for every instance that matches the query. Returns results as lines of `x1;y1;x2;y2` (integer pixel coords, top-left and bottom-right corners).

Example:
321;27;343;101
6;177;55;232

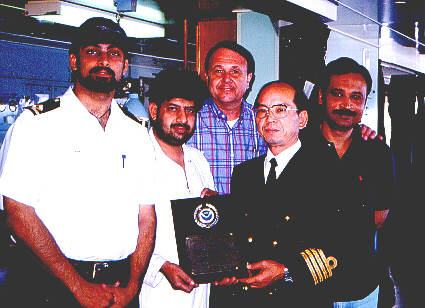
148;102;158;121
299;110;308;129
123;59;129;75
204;72;209;86
69;54;77;71
246;73;253;88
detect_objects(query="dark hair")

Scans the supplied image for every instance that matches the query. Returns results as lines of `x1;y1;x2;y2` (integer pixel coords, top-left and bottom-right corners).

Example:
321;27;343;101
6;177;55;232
69;17;129;59
204;41;255;76
319;57;372;96
148;68;208;112
254;81;308;113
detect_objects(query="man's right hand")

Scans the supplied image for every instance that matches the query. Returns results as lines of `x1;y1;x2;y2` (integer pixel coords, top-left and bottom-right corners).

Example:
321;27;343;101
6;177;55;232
160;261;198;293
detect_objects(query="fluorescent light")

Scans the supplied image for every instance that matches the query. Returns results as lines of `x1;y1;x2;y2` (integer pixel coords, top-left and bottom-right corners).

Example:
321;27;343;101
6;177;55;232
25;0;164;38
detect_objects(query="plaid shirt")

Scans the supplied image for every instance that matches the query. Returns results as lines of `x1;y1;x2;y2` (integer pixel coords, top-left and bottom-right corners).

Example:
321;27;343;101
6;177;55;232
187;97;267;195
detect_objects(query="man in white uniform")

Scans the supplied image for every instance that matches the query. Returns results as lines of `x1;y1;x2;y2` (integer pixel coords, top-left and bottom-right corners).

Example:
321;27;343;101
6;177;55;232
140;69;216;308
0;17;155;307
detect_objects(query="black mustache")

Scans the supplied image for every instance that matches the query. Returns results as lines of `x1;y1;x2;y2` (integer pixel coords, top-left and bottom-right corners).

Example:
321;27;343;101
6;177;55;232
89;66;116;77
332;109;357;117
171;124;190;130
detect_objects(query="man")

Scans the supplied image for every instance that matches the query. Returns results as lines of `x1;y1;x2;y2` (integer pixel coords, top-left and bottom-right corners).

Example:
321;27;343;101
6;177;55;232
218;81;333;307
310;57;396;306
187;41;267;195
140;68;216;308
0;17;156;307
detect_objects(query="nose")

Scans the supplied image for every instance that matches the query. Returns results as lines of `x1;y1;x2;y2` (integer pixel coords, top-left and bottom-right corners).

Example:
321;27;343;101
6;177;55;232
98;51;110;67
222;71;231;82
339;97;353;109
176;109;188;123
265;108;277;121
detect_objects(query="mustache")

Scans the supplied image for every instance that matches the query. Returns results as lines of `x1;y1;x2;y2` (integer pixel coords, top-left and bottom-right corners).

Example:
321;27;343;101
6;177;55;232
332;109;357;117
89;66;116;77
171;123;191;131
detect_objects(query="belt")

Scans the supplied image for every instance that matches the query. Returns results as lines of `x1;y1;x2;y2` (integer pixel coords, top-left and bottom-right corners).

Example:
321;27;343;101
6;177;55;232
68;256;131;286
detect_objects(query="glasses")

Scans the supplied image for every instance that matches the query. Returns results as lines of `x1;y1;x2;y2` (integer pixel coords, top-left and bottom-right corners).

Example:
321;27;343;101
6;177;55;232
255;104;298;119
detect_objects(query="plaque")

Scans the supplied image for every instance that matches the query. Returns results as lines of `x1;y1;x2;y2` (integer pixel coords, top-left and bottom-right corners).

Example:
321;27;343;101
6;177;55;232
171;194;248;284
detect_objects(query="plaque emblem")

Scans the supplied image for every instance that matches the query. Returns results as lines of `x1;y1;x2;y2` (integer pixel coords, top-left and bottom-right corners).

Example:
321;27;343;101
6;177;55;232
194;203;219;228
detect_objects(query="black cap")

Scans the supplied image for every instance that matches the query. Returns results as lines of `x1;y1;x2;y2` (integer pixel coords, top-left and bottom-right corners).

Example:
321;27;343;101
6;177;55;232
69;17;129;58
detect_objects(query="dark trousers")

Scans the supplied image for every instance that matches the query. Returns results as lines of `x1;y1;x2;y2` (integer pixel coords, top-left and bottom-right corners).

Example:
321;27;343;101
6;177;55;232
1;245;139;307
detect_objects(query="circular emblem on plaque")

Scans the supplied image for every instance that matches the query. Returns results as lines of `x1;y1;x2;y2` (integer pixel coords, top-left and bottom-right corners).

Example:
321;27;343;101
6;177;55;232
194;203;219;228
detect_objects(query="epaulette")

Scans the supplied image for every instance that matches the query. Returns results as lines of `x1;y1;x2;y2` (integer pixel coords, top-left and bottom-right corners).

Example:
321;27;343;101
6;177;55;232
24;98;61;115
119;105;149;128
300;248;337;285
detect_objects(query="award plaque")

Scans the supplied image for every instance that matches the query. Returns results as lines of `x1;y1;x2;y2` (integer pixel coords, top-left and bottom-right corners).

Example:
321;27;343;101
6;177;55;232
171;194;248;284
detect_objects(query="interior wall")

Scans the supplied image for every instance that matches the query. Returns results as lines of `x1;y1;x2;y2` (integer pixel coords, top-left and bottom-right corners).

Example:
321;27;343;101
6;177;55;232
237;11;279;105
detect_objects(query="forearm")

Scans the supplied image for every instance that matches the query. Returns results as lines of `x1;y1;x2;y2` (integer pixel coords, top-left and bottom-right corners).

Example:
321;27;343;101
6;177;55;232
4;197;84;293
126;204;156;293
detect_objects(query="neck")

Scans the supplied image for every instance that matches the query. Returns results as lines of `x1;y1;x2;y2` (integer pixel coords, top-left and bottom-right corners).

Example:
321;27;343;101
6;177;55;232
213;98;243;121
153;130;185;168
320;122;353;158
269;138;298;157
73;82;114;129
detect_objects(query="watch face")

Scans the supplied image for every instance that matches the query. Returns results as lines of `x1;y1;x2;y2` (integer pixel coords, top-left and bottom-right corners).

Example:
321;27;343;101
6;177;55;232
0;100;6;112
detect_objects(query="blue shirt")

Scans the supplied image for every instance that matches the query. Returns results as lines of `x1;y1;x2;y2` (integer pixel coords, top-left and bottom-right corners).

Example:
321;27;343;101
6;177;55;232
187;97;267;195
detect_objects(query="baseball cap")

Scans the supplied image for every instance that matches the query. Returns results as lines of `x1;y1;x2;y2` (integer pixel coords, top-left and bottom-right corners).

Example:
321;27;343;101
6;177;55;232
69;17;129;58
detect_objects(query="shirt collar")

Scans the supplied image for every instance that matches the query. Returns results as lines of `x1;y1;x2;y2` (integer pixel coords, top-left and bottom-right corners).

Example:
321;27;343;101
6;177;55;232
61;86;123;130
264;139;302;181
206;97;253;122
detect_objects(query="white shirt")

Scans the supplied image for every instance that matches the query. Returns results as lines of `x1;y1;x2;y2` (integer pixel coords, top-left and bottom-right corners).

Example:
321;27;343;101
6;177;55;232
0;110;35;209
0;87;156;261
140;129;215;308
263;140;302;183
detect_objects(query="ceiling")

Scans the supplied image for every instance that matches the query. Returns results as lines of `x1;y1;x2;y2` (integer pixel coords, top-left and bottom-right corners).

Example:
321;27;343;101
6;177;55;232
1;0;424;76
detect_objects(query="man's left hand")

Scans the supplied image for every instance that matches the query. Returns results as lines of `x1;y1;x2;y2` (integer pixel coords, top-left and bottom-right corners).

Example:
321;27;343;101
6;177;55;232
239;260;287;289
200;188;218;198
101;283;138;308
360;124;383;140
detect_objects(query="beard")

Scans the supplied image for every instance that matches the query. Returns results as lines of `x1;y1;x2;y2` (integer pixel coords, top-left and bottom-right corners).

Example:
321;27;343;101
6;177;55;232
152;118;194;146
77;66;120;94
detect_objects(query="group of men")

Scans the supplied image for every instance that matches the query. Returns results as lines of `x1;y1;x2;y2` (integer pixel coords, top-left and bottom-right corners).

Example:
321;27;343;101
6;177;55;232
0;16;396;308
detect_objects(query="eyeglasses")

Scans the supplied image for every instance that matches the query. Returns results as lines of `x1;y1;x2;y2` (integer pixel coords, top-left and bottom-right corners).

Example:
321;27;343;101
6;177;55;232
255;104;298;119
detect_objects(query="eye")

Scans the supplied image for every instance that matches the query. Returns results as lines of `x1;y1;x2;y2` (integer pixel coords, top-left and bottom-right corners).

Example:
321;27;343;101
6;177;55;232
186;108;195;114
330;91;343;97
351;95;363;101
230;69;241;76
274;105;287;114
85;48;99;56
213;68;224;75
108;50;123;57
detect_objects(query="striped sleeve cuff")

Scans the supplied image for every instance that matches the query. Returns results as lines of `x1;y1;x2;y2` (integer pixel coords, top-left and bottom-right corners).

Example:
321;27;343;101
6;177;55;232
300;248;337;285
